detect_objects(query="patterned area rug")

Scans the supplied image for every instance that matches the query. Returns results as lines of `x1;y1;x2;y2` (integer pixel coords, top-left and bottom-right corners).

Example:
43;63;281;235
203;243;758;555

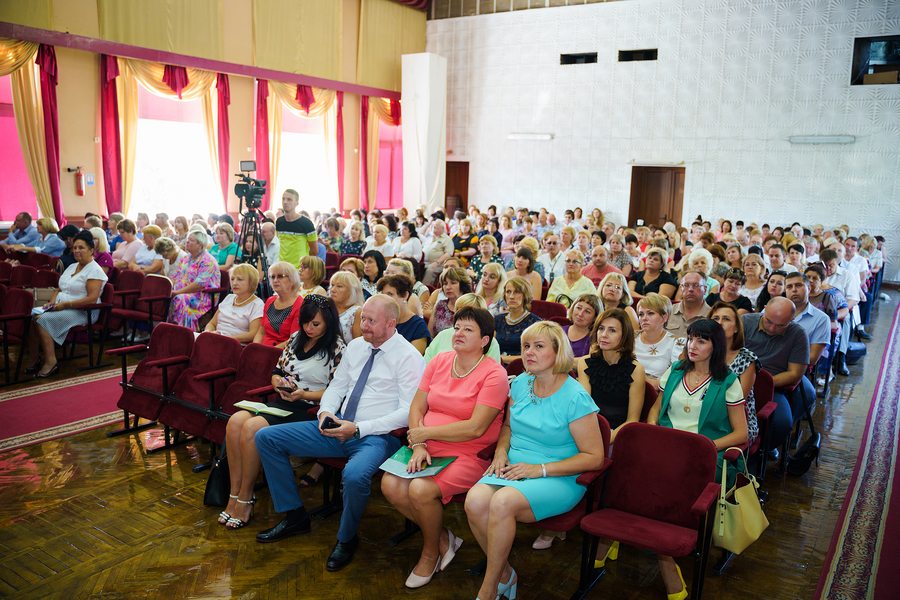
0;367;137;452
815;300;900;600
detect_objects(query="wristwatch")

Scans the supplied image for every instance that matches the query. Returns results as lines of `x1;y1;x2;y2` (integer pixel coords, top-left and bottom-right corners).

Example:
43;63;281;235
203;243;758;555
353;423;361;439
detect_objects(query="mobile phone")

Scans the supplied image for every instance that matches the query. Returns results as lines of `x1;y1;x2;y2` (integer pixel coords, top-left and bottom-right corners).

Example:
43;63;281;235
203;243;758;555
321;416;341;429
276;386;294;393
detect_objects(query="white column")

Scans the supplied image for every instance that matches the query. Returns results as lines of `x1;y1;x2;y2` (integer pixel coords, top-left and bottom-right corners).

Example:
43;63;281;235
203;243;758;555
401;52;447;215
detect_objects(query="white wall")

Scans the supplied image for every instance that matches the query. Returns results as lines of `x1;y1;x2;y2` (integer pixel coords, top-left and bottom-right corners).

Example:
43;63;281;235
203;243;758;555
426;0;900;280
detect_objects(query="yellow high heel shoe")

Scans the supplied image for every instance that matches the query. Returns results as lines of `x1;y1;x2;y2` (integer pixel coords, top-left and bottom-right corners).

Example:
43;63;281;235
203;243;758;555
593;540;619;569
667;563;688;600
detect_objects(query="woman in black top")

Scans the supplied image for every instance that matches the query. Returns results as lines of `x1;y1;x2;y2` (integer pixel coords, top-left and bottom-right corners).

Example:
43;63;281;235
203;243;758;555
575;308;646;442
705;268;754;315
629;248;677;300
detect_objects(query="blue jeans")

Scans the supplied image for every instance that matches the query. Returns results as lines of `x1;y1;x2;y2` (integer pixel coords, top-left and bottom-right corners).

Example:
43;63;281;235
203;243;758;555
768;378;816;451
255;421;402;542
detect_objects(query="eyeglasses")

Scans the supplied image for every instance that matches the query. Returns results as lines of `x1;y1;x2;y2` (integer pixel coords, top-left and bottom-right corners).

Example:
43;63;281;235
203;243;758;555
270;273;289;280
681;283;705;289
604;284;624;291
565;259;581;264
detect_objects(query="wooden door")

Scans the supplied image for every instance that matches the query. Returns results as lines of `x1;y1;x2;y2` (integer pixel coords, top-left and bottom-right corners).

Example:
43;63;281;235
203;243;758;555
445;161;469;214
628;166;685;228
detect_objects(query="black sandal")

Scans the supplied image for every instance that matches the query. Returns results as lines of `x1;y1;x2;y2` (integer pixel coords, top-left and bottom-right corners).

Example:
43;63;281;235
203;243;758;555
299;474;320;488
226;499;254;529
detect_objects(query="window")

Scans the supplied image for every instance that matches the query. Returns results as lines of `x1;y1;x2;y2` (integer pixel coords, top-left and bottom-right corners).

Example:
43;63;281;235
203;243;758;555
376;122;403;210
273;105;338;215
618;49;658;62
0;75;39;222
130;86;221;219
851;36;900;85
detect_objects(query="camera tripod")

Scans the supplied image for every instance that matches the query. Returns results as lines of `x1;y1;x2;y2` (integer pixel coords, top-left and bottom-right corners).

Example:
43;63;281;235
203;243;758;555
237;203;271;300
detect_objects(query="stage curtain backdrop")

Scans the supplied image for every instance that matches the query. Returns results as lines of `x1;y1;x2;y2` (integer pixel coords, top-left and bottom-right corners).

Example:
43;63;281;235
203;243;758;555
97;0;223;62
356;0;426;92
0;38;59;223
252;0;341;79
119;58;222;215
362;97;401;211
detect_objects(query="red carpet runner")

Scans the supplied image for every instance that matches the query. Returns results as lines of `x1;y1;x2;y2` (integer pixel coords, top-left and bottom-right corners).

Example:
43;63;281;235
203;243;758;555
815;300;900;600
0;367;135;452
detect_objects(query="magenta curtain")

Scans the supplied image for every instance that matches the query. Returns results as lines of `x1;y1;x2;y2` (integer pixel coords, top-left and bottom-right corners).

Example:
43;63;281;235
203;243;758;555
99;54;122;215
336;91;344;214
162;65;189;99
255;79;271;211
216;73;231;209
36;45;65;225
296;85;315;115
360;97;370;212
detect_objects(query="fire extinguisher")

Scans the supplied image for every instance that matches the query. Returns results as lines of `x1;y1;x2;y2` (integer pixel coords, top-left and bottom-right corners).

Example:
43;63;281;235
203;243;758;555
75;167;85;196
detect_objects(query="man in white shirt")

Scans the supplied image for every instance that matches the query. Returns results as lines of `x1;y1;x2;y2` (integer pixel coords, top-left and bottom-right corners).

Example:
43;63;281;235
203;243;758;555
261;221;280;267
768;244;798;274
844;237;872;338
254;295;425;570
536;234;566;283
821;248;858;375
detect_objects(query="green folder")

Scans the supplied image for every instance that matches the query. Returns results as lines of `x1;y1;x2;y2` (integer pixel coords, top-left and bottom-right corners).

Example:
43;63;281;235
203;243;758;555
379;446;456;479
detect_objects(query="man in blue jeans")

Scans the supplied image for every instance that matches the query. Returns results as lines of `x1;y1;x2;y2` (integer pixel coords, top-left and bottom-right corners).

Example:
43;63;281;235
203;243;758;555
254;294;425;571
741;297;810;454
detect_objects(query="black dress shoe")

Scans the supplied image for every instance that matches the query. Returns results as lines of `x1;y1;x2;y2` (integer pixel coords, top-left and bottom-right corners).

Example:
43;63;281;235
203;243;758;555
255;516;311;543
767;448;780;461
856;327;873;340
326;535;359;571
835;353;850;376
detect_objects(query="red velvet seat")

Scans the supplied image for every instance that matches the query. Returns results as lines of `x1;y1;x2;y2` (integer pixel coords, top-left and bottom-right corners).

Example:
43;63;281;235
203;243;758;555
157;332;242;441
105;265;120;287
324;251;340;280
23;252;51;269
203;343;284;445
0;283;7;308
506;357;525;376
202;270;231;308
110;274;173;344
0;262;12;284
32;269;60;288
750;369;776;482
0;288;34;385
573;423;720;600
109;270;145;331
549;315;572;327
7;265;36;289
640;381;658;422
531;299;568;320
105;323;195;436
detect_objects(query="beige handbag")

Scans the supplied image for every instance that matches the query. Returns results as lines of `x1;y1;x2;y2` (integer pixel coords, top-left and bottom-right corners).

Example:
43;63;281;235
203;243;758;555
24;287;57;308
712;448;769;554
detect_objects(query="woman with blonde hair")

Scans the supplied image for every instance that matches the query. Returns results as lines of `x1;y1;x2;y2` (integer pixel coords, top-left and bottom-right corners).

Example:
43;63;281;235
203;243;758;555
559;226;577;251
127;225;164;275
252;261;304;348
634;293;685;389
171;215;190;246
154;236;188;278
629;247;677;301
7;217;66;258
339;257;365;279
327;270;364;343
475;262;508;316
547;249;597;308
451;218;480;265
467;320;604;600
428;267;473;338
297;255;326;298
364;223;394;258
387;258;430;305
563;293;602;358
343;221;367;256
597;272;639;330
607;233;634;278
466;234;503;282
738;254;767;307
494;276;542;364
675;247;719;300
203;263;264;343
89;227;114;274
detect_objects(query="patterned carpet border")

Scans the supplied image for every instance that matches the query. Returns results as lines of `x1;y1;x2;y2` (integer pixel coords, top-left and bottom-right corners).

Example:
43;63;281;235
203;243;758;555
0;366;137;403
817;301;900;600
0;411;123;452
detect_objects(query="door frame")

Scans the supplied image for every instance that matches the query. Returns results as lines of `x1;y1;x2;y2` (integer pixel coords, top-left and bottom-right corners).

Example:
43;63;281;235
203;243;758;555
627;163;690;228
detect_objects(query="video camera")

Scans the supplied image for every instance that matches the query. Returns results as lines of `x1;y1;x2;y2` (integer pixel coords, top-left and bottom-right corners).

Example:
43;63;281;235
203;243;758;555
234;160;267;210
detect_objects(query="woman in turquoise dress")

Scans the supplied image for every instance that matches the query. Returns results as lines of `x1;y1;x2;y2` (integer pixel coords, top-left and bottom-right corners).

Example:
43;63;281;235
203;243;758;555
465;321;605;600
169;230;221;330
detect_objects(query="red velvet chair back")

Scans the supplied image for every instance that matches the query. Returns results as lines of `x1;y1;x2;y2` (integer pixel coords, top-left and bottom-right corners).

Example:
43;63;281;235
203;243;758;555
32;269;60;288
114;270;145;309
0;262;12;281
506;358;525;377
602;422;717;529
0;283;7;308
753;369;774;411
24;253;51;269
1;289;34;341
9;265;36;288
640;382;658;422
549;315;572;327
134;275;173;319
106;266;120;287
116;323;195;421
172;333;243;406
531;299;568;320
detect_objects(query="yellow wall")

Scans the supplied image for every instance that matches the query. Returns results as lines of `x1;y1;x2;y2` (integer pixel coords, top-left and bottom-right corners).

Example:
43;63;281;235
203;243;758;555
1;0;425;217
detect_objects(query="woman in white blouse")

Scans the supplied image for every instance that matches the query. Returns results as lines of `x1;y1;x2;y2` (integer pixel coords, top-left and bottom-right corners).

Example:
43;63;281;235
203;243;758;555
364;224;395;259
25;231;108;378
154;237;188;279
327;271;364;343
203;263;264;344
634;293;685;389
393;221;423;263
127;225;164;275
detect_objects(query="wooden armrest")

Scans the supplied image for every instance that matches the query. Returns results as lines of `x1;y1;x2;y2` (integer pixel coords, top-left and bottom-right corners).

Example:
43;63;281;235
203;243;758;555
691;482;721;517
193;367;237;382
105;344;149;356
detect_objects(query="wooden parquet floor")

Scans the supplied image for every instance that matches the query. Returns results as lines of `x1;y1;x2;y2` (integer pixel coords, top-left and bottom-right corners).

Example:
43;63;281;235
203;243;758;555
0;292;896;600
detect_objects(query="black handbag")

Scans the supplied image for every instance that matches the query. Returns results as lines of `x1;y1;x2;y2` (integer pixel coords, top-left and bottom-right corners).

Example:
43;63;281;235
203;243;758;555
787;432;821;476
203;443;231;507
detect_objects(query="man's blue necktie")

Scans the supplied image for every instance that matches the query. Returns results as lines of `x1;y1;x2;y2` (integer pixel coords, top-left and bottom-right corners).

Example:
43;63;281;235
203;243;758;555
342;348;380;423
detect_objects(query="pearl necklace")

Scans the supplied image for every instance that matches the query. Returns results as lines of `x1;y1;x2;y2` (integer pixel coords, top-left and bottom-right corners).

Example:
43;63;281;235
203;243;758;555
506;310;528;324
453;354;484;378
232;294;256;308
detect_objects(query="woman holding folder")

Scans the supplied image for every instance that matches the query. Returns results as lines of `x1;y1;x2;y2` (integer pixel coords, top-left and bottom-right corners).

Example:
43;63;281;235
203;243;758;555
218;295;345;530
382;307;509;589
